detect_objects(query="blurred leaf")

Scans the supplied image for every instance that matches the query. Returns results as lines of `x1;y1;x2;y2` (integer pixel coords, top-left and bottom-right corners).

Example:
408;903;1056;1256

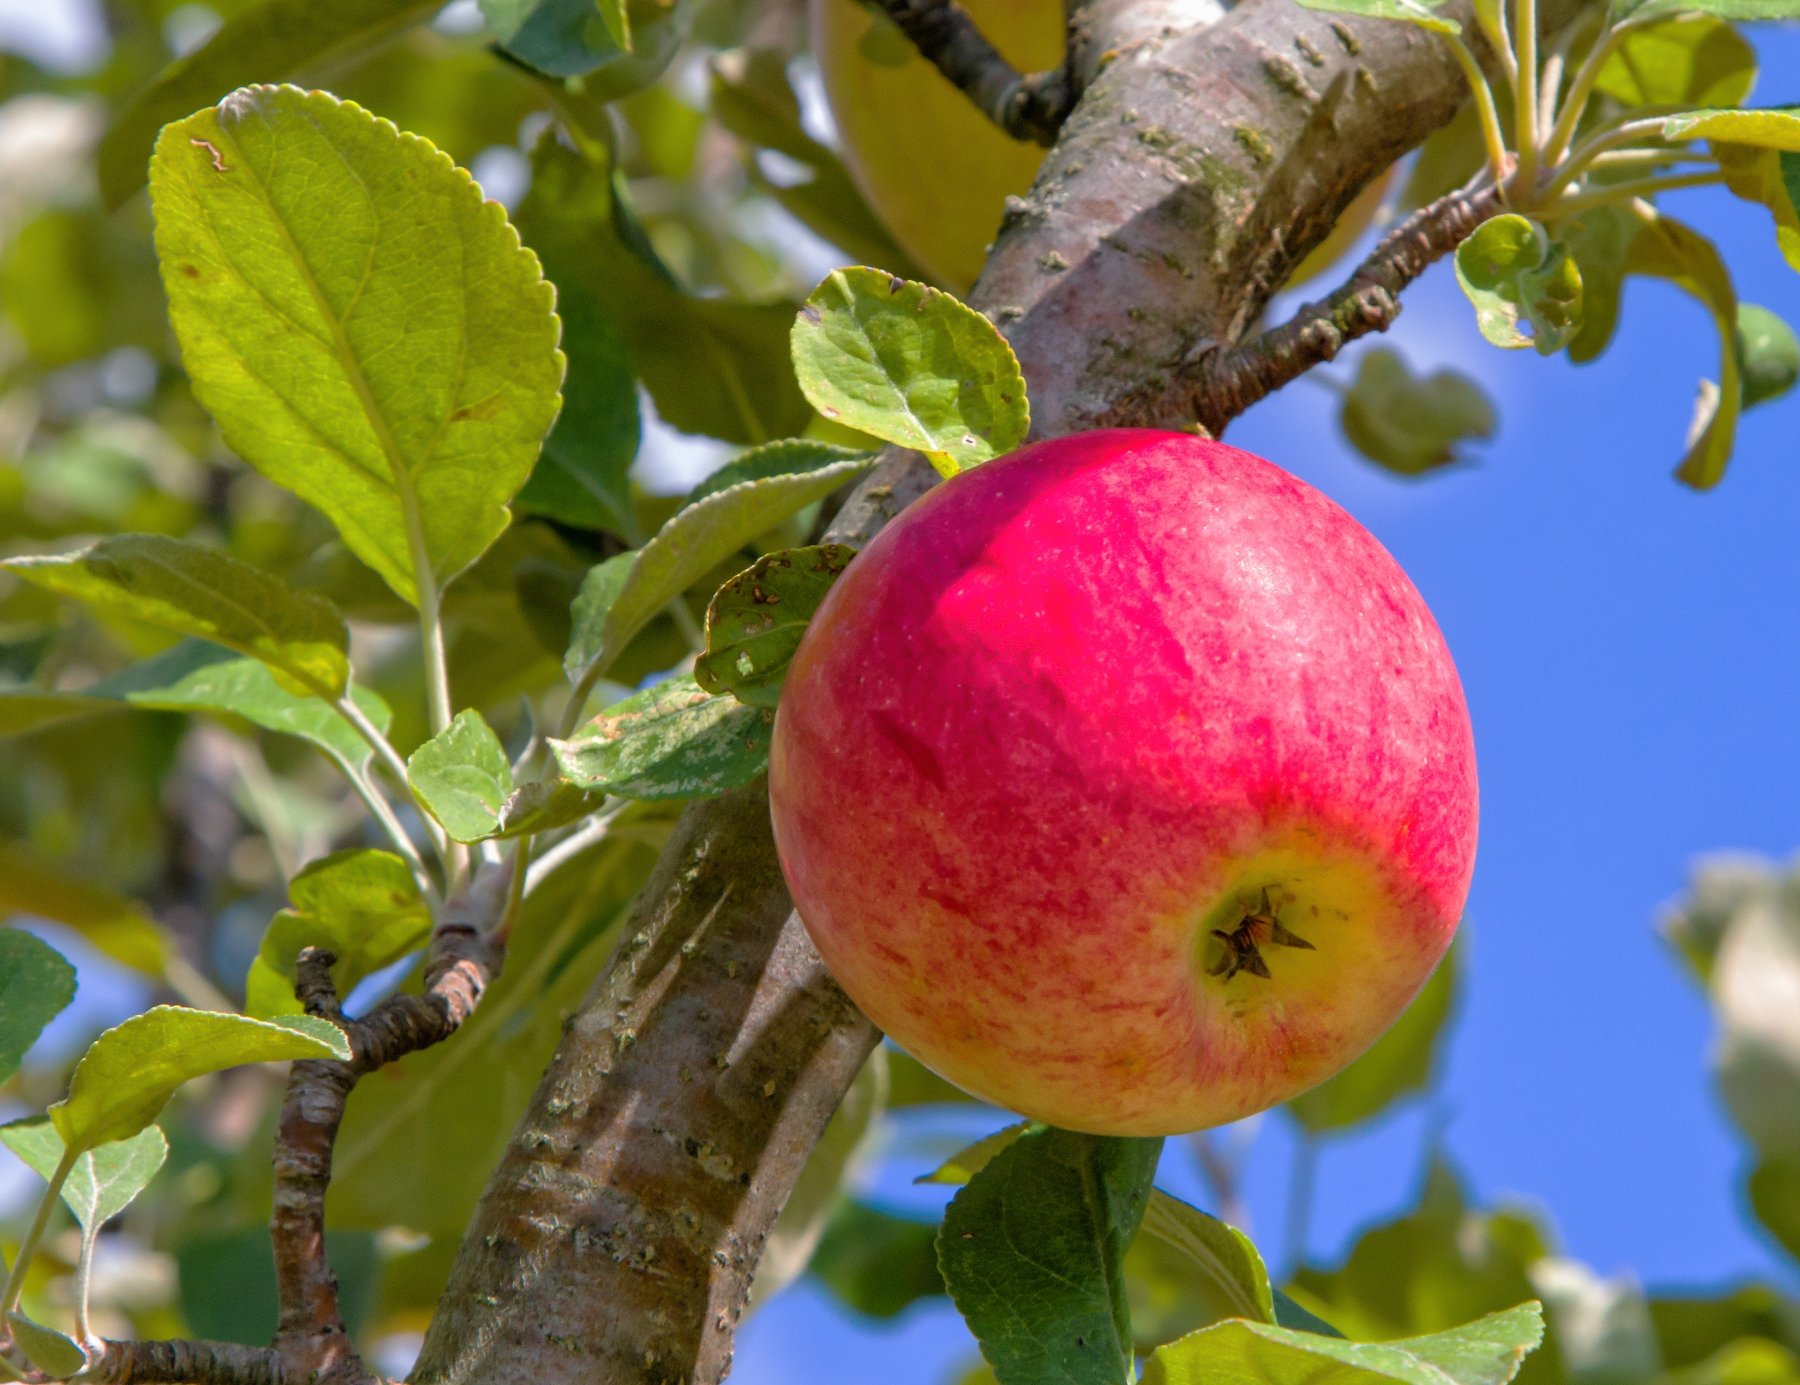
1594;16;1755;106
809;1201;944;1318
1617;0;1800;19
1455;216;1583;355
0;846;165;977
1137;1189;1275;1323
1340;350;1495;477
938;1127;1161;1385
564;452;874;685
597;0;631;49
94;640;391;770
407;709;515;843
1651;1284;1800;1368
887;1047;981;1107
1736;304;1800;408
1624;213;1741;489
1143;1303;1545;1385
51;1006;350;1151
791;267;1030;477
98;0;442;207
709;49;929;276
551;674;773;800
484;0;684;86
244;849;432;1018
1666;1339;1800;1385
1289;942;1459;1132
0;929;76;1084
1294;0;1460;32
916;1122;1039;1185
1404;102;1487;210
6;1314;84;1379
756;1047;889;1304
1710;144;1800;273
178;1227;378;1345
695;544;855;707
329;835;656;1238
1748;1159;1800;1263
0;1119;168;1230
519;135;807;446
151;85;563;604
1531;1260;1662;1385
1711;897;1800;1155
0;690;119;737
1665;107;1800;150
4;534;349;697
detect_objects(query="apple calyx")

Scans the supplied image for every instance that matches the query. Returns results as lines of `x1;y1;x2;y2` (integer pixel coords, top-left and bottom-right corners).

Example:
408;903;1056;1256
1208;889;1318;982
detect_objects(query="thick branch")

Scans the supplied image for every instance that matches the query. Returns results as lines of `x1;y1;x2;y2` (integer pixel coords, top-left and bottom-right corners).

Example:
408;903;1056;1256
269;873;507;1384
416;2;1587;1382
1191;182;1504;431
872;0;1075;143
88;1339;285;1385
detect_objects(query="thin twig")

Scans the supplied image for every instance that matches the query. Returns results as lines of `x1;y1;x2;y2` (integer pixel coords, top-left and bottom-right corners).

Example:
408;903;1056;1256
266;864;511;1384
872;0;1076;144
1190;181;1504;432
1542;168;1724;217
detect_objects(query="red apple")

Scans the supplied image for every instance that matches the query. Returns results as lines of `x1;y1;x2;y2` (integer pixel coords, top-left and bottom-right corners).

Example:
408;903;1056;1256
768;429;1476;1135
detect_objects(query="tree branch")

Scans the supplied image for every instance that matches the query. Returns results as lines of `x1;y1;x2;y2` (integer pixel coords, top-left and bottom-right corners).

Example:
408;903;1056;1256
87;1339;286;1385
872;0;1076;144
1190;181;1504;432
268;869;509;1384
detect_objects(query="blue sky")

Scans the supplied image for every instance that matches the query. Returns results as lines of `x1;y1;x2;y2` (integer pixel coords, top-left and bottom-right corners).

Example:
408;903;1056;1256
4;3;1800;1379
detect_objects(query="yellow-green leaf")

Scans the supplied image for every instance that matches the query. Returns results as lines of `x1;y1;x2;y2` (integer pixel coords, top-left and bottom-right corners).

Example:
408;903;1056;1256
150;85;563;605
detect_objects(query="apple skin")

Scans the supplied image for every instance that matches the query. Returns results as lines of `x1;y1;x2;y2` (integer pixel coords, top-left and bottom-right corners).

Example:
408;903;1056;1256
810;0;1062;291
767;429;1477;1136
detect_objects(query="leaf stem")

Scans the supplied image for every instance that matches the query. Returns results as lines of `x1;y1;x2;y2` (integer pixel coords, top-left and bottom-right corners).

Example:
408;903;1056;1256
1541;169;1725;218
525;801;628;893
334;693;453;875
494;837;532;947
0;1147;76;1323
73;1225;98;1349
1476;0;1517;91
334;753;440;908
1447;36;1514;185
1541;113;1681;201
1512;0;1540;195
408;575;470;892
1543;19;1643;166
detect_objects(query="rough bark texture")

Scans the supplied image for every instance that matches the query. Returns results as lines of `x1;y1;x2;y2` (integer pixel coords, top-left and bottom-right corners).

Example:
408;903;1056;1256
413;0;1579;1380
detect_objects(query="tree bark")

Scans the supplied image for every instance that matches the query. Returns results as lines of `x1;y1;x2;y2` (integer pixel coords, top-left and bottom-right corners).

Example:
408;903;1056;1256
413;0;1578;1380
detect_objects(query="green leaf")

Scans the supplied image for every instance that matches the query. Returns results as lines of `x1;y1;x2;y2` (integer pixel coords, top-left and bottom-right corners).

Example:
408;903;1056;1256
694;544;855;707
519;134;808;446
484;0;684;85
150;85;563;604
1747;1158;1800;1263
406;709;515;843
551;674;774;800
1289;942;1459;1132
0;930;77;1084
94;639;391;770
1594;16;1756;107
1564;208;1638;363
515;271;640;535
1293;0;1461;33
0;690;118;737
1617;0;1800;20
4;534;349;697
682;439;872;510
0;848;166;978
1136;1189;1276;1324
1455;215;1584;355
938;1126;1161;1385
596;0;631;50
1622;213;1742;487
916;1122;1040;1185
1736;304;1800;407
1666;107;1800;150
565;452;875;685
51;1006;350;1151
1143;1303;1546;1385
791;267;1030;477
96;0;442;208
810;1202;945;1319
244;849;432;1018
1340;349;1496;477
709;49;929;278
0;1119;169;1230
489;779;608;840
6;1314;85;1379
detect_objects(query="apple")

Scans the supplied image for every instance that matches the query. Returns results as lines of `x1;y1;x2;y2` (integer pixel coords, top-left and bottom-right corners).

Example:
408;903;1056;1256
767;429;1476;1136
810;0;1062;291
